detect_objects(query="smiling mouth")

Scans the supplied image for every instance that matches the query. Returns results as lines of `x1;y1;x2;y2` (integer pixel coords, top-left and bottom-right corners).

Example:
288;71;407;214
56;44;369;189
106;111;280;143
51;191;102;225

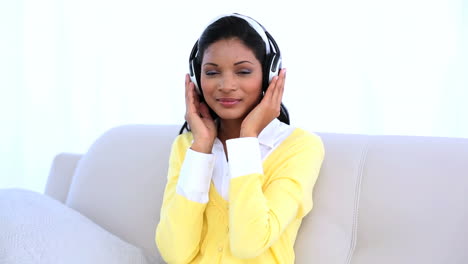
217;98;241;106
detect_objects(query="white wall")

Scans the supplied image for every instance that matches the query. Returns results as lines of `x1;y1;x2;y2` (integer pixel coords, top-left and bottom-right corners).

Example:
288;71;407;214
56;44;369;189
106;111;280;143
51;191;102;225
1;0;467;192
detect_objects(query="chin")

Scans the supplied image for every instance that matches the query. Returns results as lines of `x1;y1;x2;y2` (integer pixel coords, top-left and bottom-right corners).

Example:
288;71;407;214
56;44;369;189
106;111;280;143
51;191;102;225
216;113;245;121
213;109;246;121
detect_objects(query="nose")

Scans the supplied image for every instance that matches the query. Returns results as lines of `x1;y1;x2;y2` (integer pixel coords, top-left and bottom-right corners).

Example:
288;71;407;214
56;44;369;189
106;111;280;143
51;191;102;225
218;73;237;92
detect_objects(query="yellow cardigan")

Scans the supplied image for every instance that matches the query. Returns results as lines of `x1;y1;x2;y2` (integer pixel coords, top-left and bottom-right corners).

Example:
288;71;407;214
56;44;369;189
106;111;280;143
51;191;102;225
156;128;324;264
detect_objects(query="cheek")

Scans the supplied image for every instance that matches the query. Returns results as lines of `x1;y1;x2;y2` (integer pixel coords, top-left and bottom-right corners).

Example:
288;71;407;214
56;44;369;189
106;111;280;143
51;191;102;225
199;79;218;108
200;77;215;95
245;78;263;98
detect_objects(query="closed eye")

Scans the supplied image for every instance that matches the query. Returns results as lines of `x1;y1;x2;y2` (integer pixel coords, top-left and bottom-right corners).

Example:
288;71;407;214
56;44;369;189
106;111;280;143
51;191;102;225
205;70;219;76
237;69;252;75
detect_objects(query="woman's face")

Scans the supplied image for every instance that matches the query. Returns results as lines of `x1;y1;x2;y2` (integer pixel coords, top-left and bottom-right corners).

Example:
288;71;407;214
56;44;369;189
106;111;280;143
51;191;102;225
200;38;263;121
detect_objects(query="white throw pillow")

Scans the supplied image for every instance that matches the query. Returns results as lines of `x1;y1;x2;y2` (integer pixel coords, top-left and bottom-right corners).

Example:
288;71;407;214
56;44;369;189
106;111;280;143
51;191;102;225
0;189;149;264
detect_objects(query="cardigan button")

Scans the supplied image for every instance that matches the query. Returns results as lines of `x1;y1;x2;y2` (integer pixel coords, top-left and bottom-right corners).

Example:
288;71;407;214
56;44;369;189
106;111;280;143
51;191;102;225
218;247;223;252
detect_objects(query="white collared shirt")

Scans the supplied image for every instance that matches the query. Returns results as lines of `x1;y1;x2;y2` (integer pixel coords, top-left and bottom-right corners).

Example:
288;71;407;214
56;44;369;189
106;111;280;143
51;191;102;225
176;119;294;203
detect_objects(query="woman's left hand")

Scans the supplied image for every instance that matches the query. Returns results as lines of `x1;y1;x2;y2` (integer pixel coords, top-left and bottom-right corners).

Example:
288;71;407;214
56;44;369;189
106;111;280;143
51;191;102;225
240;68;286;138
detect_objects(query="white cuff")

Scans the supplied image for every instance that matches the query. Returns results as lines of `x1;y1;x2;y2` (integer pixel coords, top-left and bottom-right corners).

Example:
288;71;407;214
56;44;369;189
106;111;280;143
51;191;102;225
226;137;263;179
176;148;215;203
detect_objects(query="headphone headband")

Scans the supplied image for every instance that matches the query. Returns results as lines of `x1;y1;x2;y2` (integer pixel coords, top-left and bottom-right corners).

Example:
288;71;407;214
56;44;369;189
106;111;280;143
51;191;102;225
192;13;273;59
230;13;271;55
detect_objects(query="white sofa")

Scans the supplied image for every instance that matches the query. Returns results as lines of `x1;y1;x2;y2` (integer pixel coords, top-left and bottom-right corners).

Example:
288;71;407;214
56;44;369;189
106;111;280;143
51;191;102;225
1;124;467;264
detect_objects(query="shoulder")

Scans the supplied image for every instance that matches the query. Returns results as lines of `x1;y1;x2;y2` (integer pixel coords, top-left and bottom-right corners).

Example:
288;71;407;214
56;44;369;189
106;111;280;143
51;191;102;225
274;127;325;161
287;128;323;149
274;120;322;146
173;132;193;144
170;132;194;155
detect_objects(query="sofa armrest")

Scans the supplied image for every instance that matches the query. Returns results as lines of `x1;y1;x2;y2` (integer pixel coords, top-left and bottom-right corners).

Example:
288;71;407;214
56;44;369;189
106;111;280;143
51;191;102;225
44;152;82;203
0;189;149;264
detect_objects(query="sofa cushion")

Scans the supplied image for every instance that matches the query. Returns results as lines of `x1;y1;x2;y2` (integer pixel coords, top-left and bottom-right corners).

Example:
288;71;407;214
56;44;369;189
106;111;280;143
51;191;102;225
295;133;370;263
0;189;148;264
351;135;468;264
65;124;179;261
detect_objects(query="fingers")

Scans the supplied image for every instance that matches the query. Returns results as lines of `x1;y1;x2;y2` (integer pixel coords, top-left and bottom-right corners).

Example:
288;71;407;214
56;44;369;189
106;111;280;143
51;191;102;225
185;74;191;109
273;68;286;104
199;102;213;121
185;74;199;113
185;74;200;125
264;68;286;107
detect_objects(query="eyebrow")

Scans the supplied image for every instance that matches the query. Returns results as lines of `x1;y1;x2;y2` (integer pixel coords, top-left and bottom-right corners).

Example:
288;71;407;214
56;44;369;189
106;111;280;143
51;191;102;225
234;60;254;66
203;62;218;67
203;60;254;67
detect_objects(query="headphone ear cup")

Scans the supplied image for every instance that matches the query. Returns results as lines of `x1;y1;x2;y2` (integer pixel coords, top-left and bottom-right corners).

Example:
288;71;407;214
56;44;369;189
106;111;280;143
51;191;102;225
188;40;203;96
189;60;201;95
268;54;282;83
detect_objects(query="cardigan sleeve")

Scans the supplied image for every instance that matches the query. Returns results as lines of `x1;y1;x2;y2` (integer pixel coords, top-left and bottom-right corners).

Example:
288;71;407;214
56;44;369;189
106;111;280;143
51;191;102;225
176;148;215;203
228;131;324;259
155;134;208;264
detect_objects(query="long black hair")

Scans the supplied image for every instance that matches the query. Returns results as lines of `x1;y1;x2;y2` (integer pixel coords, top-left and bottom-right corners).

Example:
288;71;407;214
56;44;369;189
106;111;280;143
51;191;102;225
179;15;289;134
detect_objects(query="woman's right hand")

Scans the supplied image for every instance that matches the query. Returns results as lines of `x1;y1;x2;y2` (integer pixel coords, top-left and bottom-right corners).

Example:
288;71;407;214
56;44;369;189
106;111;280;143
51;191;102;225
185;74;217;153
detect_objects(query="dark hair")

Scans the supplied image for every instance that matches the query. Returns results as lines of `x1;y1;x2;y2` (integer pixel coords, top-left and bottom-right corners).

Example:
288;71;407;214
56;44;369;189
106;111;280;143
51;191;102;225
180;15;289;134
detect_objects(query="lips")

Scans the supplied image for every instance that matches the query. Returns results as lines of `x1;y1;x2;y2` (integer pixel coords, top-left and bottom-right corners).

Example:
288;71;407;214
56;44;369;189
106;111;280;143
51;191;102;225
217;98;241;106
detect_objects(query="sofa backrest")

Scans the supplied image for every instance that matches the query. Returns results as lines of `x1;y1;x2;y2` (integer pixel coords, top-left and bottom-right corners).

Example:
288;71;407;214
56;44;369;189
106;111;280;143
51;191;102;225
297;132;468;264
63;124;468;263
65;125;179;263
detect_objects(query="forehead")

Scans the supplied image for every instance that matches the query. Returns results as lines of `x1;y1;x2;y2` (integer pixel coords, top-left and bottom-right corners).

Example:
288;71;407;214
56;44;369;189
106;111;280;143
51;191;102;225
202;38;259;63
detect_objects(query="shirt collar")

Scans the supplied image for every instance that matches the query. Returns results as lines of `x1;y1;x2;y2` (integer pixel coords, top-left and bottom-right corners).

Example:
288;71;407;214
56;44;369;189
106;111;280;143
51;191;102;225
258;118;282;149
211;118;286;150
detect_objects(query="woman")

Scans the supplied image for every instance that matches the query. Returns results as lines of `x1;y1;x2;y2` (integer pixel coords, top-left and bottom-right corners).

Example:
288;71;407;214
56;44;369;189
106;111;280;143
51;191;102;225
156;13;324;264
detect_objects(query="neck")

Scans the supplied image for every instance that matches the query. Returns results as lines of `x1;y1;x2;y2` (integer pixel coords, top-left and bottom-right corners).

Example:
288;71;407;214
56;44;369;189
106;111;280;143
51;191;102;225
218;118;243;142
